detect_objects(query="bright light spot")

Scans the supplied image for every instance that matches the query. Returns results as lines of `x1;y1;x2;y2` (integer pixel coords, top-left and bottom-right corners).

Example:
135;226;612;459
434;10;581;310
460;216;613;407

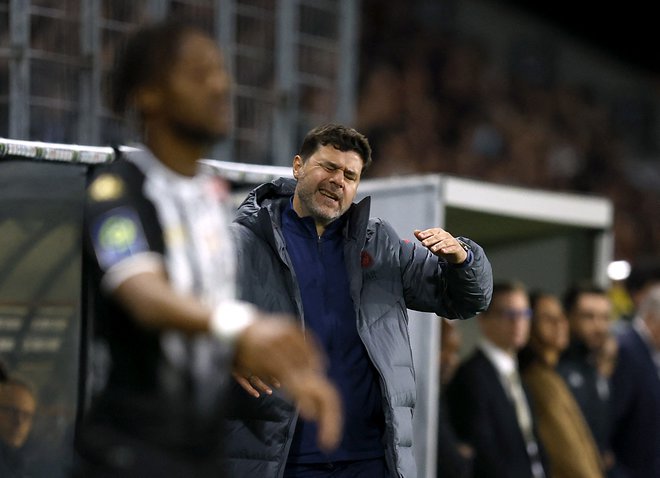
607;260;631;281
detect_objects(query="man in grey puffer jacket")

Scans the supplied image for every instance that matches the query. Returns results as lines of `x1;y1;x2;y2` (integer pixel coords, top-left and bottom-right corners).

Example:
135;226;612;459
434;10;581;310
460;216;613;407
223;123;493;478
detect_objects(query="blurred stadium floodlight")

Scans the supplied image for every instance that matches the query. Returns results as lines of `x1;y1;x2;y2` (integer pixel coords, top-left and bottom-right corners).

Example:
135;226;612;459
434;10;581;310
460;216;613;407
607;260;631;281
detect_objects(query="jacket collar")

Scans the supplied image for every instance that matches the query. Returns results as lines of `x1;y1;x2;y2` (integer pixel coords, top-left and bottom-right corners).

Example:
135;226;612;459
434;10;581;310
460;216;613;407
235;177;371;247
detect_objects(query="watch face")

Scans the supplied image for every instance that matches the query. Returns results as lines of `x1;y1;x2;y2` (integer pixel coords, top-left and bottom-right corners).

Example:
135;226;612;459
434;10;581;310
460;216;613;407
457;239;471;251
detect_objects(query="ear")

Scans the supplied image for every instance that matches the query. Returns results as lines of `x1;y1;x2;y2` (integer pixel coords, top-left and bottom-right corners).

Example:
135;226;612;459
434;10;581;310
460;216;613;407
134;87;163;116
292;155;303;179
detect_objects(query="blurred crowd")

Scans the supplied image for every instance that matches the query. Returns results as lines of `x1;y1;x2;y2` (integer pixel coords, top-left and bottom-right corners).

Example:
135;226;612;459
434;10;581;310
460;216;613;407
356;8;660;473
437;272;660;478
357;0;660;266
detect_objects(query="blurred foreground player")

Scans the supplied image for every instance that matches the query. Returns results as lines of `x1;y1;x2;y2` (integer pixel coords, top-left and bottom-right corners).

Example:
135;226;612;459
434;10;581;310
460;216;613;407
73;19;341;478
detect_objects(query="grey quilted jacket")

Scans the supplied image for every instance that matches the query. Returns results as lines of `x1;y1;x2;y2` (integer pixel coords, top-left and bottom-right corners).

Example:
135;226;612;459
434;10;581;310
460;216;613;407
222;178;492;478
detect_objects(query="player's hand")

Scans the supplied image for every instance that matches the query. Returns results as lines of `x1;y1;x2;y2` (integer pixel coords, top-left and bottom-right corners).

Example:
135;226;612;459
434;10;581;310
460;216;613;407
414;228;467;264
234;316;343;451
280;367;343;453
232;370;280;398
234;314;325;378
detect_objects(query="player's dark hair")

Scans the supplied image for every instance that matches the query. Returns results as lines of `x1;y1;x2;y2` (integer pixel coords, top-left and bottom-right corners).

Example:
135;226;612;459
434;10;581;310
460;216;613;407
108;19;206;115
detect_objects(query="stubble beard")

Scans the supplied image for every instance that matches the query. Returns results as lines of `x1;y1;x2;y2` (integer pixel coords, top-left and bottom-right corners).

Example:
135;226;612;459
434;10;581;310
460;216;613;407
296;186;343;226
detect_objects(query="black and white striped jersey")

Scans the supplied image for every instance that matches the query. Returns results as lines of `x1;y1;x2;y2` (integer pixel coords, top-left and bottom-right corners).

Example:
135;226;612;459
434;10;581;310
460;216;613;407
81;146;236;454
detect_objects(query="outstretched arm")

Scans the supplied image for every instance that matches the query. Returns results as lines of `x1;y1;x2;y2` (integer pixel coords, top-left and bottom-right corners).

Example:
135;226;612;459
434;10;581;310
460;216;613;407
113;269;343;452
414;227;469;264
392;221;492;318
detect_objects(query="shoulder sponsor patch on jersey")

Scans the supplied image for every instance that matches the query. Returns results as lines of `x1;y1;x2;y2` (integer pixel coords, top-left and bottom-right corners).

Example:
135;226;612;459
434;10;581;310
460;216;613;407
91;206;149;270
88;173;125;202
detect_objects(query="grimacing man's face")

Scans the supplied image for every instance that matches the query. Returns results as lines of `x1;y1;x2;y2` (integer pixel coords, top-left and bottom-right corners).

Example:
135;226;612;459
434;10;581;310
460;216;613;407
292;144;363;229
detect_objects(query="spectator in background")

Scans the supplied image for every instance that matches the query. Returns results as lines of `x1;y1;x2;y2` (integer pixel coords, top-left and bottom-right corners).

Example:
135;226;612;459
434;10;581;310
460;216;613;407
625;259;660;317
519;292;603;477
446;281;547;478
74;19;341;478
557;283;617;473
437;318;473;478
0;377;37;478
610;284;660;478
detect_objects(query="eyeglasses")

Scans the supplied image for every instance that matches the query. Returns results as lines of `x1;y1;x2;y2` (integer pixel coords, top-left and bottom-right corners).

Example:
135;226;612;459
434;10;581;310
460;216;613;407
493;308;532;321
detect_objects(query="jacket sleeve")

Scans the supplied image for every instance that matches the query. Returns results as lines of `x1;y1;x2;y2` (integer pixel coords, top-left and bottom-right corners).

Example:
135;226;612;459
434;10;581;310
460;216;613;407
380;220;493;320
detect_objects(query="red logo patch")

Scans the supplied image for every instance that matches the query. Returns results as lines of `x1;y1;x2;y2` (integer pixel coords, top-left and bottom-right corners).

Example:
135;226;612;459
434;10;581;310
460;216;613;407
361;250;373;268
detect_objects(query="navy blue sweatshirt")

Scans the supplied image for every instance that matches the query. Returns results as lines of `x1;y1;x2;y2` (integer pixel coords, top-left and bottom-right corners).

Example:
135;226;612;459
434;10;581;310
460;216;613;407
282;201;385;464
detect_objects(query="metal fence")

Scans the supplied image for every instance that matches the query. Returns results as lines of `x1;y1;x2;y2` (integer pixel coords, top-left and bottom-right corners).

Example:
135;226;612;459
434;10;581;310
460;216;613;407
0;0;358;165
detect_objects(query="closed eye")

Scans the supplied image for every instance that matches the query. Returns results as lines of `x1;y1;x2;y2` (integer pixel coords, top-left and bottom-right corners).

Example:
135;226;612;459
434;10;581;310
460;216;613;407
319;160;359;181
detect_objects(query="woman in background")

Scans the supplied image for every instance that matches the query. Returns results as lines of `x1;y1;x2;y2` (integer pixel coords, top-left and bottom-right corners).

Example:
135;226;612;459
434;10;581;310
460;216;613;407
519;292;604;478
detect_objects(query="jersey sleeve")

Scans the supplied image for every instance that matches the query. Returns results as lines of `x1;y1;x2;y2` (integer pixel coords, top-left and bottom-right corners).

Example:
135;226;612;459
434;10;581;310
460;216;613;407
84;161;165;292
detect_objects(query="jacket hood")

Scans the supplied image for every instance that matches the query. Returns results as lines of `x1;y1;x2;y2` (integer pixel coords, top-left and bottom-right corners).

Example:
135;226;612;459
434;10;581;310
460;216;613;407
234;176;371;243
234;177;296;229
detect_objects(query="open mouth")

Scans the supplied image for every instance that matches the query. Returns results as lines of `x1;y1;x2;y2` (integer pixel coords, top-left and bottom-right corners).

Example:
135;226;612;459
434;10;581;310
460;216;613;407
319;189;340;202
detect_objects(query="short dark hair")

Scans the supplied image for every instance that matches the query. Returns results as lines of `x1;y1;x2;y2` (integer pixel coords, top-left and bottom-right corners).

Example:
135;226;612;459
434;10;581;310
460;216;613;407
529;289;553;314
562;282;607;314
627;259;660;295
298;123;372;171
108;19;208;115
488;280;527;310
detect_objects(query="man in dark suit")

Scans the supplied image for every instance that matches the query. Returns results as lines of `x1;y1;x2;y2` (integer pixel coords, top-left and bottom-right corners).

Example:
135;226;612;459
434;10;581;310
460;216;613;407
446;281;547;478
610;284;660;477
556;283;616;471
